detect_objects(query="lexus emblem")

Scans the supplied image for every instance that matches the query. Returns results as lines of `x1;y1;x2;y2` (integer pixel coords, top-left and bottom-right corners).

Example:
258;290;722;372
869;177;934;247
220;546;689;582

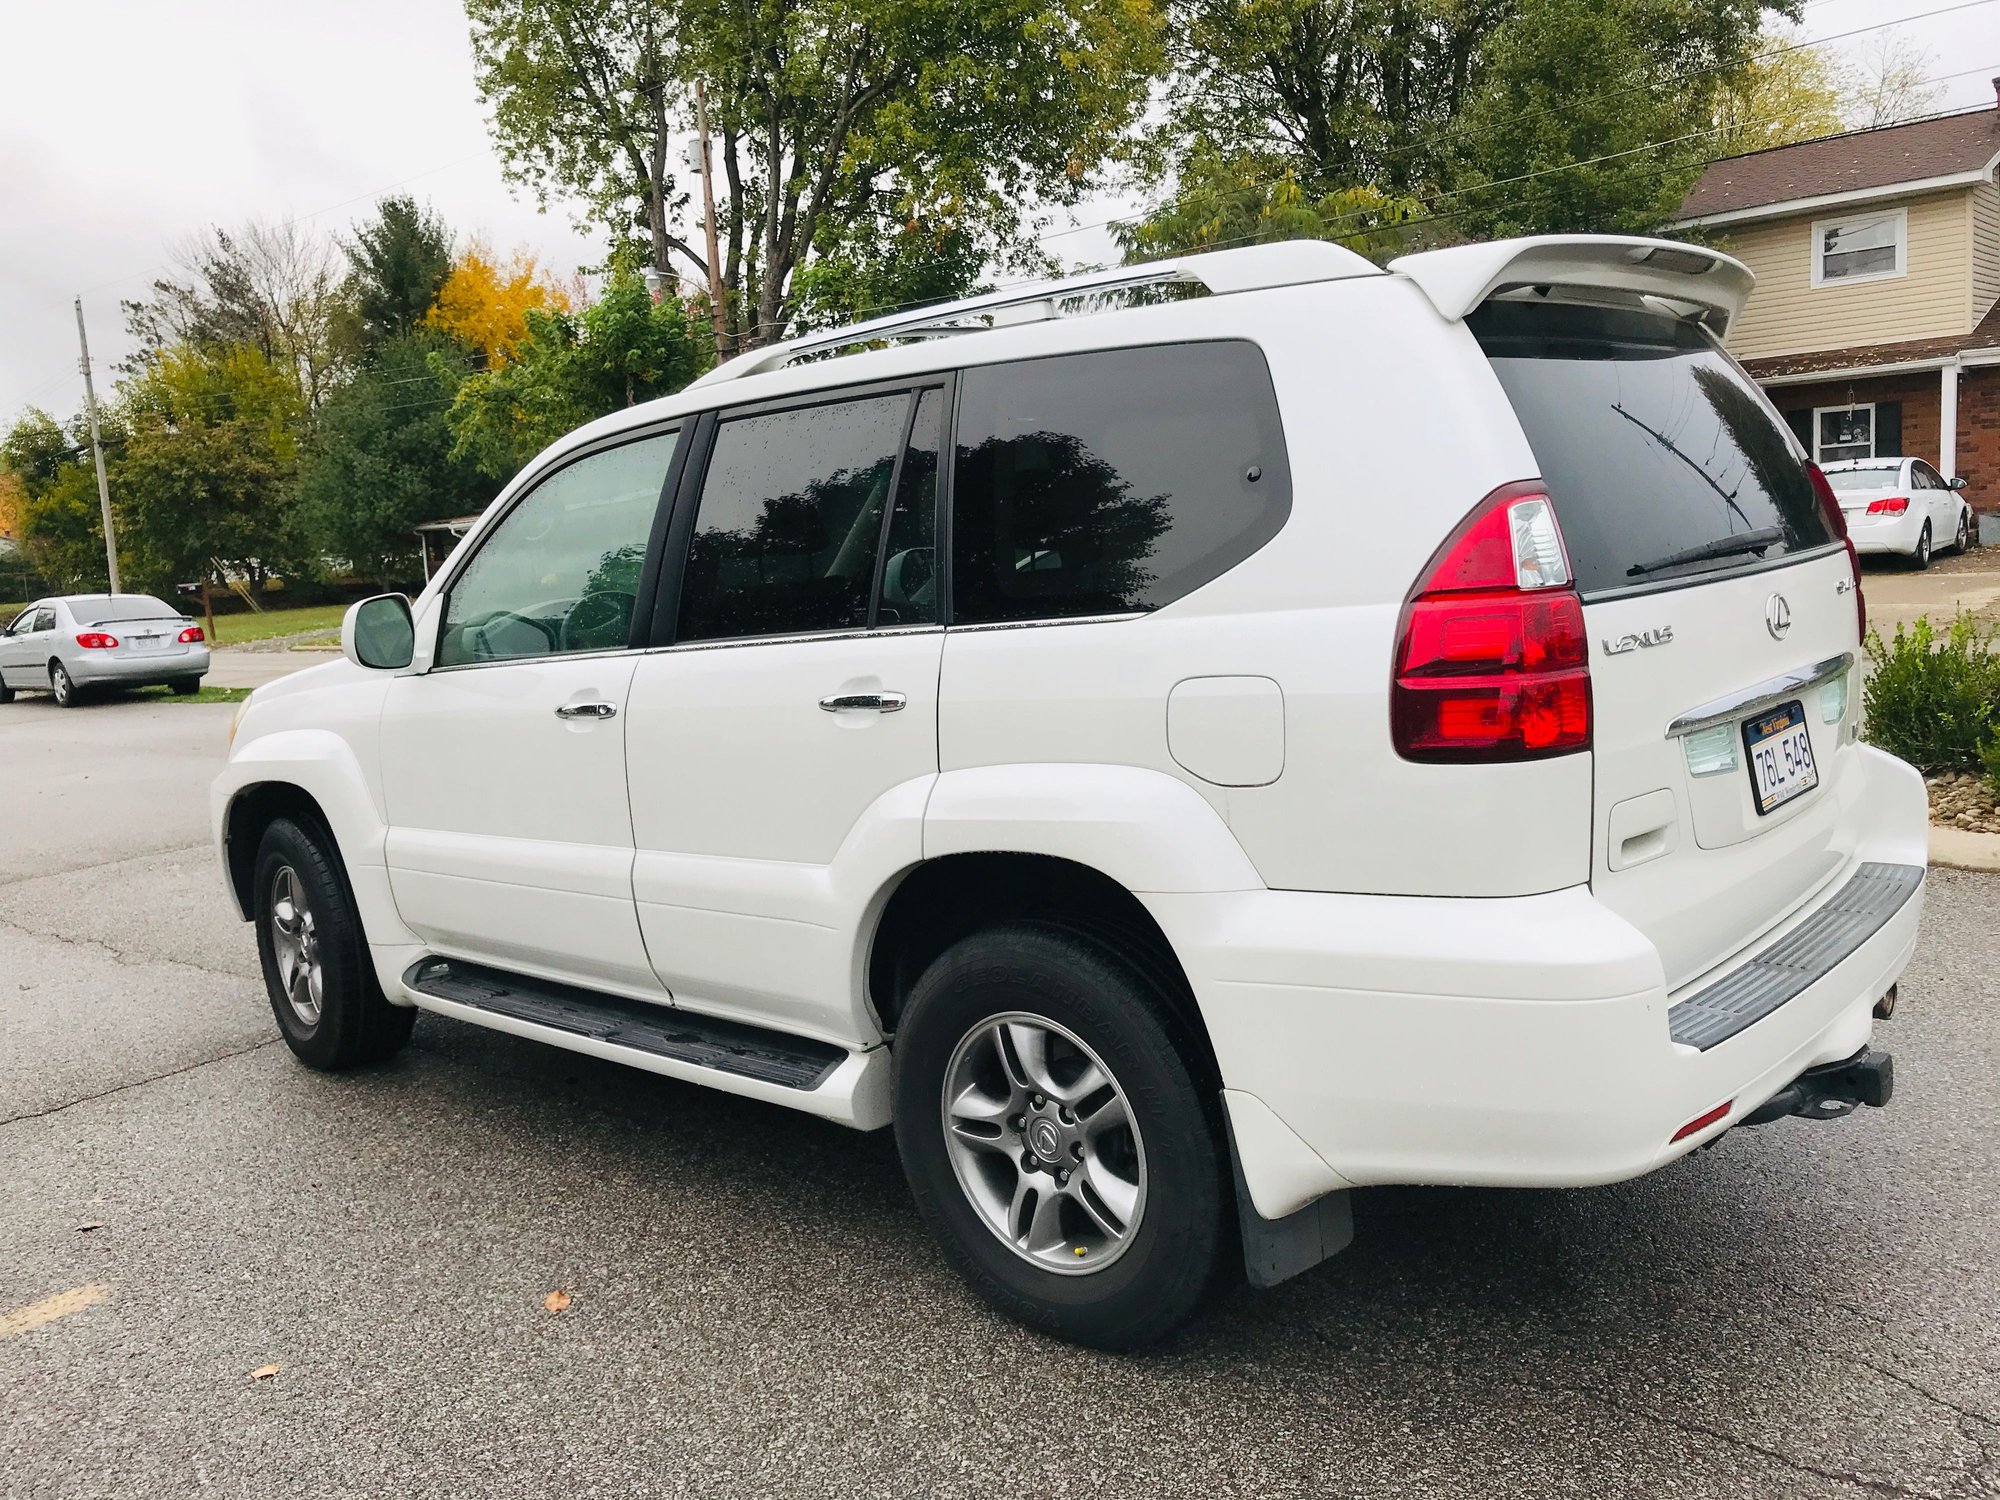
1766;593;1792;640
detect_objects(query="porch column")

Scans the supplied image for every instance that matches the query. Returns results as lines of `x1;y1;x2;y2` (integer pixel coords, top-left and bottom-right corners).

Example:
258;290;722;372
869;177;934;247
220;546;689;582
1941;361;1959;478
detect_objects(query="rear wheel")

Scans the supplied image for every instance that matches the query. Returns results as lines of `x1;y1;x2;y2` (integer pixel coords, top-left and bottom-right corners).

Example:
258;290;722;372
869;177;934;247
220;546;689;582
49;662;79;707
169;677;201;696
1911;522;1932;570
253;817;415;1070
893;922;1226;1350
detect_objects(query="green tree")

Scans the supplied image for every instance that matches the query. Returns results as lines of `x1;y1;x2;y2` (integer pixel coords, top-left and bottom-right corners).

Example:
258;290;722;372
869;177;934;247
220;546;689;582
467;0;1165;350
789;215;988;333
447;267;712;480
1711;26;1849;157
116;344;306;593
1117;144;1422;260
295;333;490;585
344;196;457;352
1;409;109;589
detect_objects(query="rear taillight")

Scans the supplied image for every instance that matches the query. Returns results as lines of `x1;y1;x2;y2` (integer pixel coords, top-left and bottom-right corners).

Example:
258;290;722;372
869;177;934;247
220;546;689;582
1866;496;1910;515
178;625;205;643
1805;462;1865;643
1392;481;1591;762
74;632;118;649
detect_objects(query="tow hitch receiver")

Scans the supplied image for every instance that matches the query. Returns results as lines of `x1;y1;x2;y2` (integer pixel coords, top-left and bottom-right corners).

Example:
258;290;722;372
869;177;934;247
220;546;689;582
1742;1047;1893;1127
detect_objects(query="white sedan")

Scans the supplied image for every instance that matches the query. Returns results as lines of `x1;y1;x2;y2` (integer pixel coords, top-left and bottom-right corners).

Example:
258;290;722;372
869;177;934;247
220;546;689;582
1822;456;1973;569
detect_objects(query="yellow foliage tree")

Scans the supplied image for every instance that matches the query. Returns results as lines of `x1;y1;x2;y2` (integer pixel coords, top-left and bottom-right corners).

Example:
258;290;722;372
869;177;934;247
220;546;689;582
0;469;26;544
1713;28;1851;158
426;245;574;366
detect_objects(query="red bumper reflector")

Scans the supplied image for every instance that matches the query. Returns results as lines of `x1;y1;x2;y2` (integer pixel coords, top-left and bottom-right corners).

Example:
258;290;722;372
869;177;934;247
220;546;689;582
1671;1100;1732;1143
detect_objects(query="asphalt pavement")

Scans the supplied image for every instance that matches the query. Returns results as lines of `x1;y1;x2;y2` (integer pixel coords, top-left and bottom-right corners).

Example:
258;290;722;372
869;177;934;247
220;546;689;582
2;692;1996;1499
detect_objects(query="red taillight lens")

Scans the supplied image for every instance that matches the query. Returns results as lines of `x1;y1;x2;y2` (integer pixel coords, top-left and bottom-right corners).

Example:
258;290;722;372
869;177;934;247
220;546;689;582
1392;482;1591;762
178;625;205;643
1805;462;1865;643
1865;496;1909;515
74;632;119;649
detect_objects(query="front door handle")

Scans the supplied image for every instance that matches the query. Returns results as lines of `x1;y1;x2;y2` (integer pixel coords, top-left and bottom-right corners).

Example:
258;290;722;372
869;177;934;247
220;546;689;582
819;691;907;714
554;701;619;720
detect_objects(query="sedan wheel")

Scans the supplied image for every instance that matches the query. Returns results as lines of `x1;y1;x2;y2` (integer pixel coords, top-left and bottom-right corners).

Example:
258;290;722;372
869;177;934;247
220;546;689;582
50;663;77;707
1913;523;1932;570
1956;510;1972;554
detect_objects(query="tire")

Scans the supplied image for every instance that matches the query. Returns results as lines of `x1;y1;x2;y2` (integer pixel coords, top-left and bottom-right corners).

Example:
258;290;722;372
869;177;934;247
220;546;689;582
0;677;13;704
169;677;201;696
1911;523;1931;570
893;922;1227;1350
1955;508;1972;555
49;661;80;707
252;816;415;1070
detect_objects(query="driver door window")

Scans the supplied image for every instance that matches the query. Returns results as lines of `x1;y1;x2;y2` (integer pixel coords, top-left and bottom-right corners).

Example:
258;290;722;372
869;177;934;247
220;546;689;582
439;431;678;667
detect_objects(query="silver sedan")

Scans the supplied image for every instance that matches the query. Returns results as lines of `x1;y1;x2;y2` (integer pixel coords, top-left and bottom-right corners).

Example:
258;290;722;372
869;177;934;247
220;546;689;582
0;594;211;706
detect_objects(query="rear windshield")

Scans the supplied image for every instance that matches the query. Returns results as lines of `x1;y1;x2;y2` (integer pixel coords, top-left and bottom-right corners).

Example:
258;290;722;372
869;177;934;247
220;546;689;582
1824;465;1901;493
69;594;182;625
1469;302;1834;596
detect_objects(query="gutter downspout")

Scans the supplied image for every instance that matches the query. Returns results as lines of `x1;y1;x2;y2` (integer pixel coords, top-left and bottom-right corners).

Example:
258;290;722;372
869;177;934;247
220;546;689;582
1942;361;1960;480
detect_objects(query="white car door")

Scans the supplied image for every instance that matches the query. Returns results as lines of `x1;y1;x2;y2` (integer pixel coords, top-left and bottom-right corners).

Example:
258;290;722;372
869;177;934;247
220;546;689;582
623;382;947;1045
379;428;683;996
0;603;53;686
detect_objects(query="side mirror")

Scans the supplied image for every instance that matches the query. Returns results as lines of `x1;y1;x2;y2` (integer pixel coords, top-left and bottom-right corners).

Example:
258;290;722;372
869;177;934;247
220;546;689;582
1949;475;1968;491
343;593;415;671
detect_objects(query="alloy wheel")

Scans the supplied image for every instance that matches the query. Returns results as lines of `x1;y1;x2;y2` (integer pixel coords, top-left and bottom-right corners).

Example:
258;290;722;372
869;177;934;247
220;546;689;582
50;665;71;705
268;865;325;1026
940;1012;1148;1275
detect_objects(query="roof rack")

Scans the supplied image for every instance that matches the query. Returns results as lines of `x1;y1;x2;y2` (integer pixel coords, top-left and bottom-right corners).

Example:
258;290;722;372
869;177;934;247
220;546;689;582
689;239;1378;389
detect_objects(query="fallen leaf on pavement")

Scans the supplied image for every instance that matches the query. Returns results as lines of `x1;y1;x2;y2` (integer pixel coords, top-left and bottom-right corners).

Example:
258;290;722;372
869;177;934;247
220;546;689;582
75;1222;103;1233
543;1290;572;1313
249;1364;280;1381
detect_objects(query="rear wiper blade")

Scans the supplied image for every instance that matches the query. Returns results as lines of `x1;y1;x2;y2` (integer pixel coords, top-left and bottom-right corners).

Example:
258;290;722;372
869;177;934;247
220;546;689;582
1626;527;1786;578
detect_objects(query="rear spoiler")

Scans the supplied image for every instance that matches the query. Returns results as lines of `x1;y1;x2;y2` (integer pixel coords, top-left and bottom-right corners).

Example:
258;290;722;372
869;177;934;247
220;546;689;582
1389;235;1754;337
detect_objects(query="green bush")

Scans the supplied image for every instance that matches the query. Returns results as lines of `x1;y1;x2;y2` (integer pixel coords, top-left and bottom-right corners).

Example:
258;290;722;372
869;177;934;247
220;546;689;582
1862;612;2000;774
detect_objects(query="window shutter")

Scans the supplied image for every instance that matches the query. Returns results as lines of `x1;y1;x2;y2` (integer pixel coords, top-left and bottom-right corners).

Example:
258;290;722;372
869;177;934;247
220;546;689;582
1783;410;1812;450
1875;401;1902;457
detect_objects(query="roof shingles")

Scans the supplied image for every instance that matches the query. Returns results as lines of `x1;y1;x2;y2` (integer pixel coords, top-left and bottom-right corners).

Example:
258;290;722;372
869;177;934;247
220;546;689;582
1678;106;2000;221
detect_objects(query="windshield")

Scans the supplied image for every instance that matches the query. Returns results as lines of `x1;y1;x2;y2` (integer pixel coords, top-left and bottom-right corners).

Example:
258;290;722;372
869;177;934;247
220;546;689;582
68;594;183;625
1469;301;1835;595
1824;466;1902;493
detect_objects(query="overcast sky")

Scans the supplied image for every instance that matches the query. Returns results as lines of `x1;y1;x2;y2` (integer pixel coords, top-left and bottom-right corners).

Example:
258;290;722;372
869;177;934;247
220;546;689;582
1;0;1995;426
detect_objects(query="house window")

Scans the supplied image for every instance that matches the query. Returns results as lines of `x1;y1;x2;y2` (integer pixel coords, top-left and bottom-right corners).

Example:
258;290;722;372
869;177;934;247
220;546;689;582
1815;404;1875;462
1811;208;1906;286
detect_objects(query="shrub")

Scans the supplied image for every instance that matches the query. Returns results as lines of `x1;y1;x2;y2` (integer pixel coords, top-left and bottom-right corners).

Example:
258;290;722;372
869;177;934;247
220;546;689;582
1862;612;2000;774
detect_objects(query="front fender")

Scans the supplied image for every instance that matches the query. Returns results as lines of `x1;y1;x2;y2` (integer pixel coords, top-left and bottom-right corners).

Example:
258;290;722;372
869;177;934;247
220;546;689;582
923;763;1264;894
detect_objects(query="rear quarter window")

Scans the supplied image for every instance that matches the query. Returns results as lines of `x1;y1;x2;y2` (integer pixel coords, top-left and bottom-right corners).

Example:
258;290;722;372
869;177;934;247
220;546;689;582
949;341;1291;623
1469;302;1833;596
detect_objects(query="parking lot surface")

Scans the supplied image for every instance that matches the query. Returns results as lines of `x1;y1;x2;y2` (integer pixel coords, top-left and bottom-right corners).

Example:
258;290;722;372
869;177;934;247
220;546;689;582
2;695;1996;1498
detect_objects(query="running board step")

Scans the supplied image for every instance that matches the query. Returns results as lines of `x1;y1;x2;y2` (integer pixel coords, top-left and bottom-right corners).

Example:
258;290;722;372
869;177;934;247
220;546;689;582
403;958;845;1090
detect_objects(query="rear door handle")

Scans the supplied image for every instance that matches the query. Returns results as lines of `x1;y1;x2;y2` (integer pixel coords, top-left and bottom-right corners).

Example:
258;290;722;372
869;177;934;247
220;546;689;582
554;701;619;720
819;691;907;714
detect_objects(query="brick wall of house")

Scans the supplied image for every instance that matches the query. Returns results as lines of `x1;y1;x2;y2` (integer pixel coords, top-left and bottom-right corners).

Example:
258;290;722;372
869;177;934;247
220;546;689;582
1767;372;1944;476
1960;368;2000;512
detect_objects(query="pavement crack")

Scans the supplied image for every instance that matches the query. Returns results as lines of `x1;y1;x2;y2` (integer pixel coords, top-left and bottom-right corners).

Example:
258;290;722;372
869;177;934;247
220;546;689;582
0;1038;279;1129
0;841;214;891
0;911;251;984
1603;1396;1936;1498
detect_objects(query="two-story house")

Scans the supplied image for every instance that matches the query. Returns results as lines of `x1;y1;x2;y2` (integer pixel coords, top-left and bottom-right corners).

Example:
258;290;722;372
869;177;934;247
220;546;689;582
1671;96;2000;512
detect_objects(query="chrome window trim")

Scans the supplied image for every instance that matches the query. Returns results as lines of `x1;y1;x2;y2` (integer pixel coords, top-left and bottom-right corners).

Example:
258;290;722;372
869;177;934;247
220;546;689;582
645;623;946;656
946;612;1148;634
1666;652;1853;739
423;644;638;676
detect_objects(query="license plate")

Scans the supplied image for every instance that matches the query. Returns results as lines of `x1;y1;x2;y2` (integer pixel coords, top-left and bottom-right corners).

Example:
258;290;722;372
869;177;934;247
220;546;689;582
1743;700;1818;815
128;634;166;654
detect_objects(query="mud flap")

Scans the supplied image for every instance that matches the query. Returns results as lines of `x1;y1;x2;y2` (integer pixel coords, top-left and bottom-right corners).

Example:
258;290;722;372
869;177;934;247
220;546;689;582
1224;1112;1354;1289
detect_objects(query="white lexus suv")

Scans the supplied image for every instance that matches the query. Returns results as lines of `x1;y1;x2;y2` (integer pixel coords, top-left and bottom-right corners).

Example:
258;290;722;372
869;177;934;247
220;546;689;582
213;236;1926;1348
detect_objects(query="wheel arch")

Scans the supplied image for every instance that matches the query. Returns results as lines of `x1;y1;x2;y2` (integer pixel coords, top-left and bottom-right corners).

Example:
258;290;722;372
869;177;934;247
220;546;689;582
866;851;1222;1089
222;781;338;919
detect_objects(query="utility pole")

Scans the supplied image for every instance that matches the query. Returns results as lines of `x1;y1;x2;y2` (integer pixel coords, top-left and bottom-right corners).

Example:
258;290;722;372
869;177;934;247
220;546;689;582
693;79;730;362
73;298;121;594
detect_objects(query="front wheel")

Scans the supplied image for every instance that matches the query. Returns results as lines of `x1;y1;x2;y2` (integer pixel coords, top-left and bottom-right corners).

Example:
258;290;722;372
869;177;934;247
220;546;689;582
253;817;415;1069
1912;522;1932;570
893;923;1227;1350
1955;509;1972;554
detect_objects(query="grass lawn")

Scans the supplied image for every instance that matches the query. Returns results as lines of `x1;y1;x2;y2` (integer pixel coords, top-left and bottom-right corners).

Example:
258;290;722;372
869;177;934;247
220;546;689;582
201;603;347;645
132;683;255;704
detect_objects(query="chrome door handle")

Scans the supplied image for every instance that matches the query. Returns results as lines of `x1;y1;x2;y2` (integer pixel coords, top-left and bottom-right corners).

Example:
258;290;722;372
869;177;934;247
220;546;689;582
819;691;907;714
554;701;619;720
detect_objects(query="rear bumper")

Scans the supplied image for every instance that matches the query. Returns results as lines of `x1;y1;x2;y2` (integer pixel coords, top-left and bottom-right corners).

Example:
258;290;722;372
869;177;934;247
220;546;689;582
68;646;210;684
1148;744;1927;1218
1847;509;1925;555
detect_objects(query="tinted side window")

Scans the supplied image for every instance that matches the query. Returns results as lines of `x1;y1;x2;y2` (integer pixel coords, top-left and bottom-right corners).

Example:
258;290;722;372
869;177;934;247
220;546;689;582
950;342;1291;624
1470;302;1833;596
875;387;941;627
677;393;909;642
32;607;55;632
439;431;677;667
